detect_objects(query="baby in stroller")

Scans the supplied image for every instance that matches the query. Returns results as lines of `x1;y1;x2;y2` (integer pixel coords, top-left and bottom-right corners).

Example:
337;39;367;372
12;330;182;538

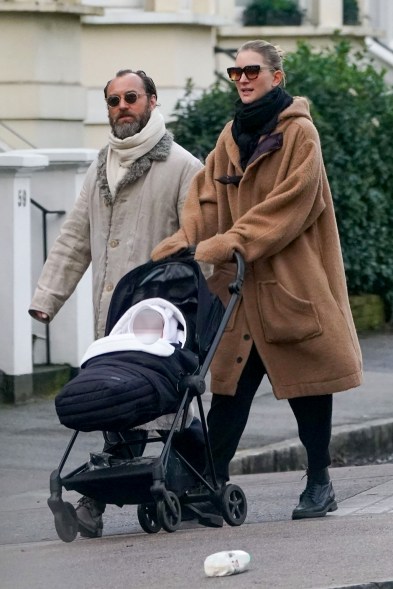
49;252;247;541
57;296;199;432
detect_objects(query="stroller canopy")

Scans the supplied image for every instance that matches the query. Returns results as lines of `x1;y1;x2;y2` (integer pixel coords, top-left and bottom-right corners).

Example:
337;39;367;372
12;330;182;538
105;251;225;363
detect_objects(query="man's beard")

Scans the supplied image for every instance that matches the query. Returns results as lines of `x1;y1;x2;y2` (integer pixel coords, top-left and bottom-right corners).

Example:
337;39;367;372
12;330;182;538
110;105;151;139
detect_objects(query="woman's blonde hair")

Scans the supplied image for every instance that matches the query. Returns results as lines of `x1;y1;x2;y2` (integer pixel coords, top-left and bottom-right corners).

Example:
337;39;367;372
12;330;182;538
236;40;286;86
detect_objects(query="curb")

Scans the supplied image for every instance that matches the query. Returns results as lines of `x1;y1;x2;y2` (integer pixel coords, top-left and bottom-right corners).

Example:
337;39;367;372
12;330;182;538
322;583;393;589
230;417;393;475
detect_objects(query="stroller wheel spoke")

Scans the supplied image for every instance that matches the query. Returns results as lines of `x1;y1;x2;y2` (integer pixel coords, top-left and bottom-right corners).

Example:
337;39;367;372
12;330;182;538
157;491;181;533
137;503;161;534
221;484;248;527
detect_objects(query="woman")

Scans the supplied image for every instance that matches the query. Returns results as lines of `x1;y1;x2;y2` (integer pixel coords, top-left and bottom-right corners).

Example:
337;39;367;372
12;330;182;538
152;40;362;519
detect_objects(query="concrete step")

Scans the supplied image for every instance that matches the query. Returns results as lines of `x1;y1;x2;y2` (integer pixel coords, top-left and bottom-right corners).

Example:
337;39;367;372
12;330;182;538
33;364;76;400
0;364;76;405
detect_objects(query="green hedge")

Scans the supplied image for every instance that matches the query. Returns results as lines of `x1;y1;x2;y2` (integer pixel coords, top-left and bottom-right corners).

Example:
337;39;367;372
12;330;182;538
242;0;304;26
242;0;358;26
168;79;237;161
285;40;393;316
168;40;393;316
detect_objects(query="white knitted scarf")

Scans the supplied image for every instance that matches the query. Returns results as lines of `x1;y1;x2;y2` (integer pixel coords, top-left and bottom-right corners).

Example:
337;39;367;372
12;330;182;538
106;107;166;196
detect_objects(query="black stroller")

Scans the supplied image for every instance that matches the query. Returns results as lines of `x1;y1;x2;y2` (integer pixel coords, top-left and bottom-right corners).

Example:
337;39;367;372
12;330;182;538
48;249;247;542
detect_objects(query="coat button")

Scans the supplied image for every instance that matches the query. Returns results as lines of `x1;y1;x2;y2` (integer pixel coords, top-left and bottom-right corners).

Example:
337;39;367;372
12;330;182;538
106;283;113;292
236;357;243;363
243;334;250;340
110;239;119;248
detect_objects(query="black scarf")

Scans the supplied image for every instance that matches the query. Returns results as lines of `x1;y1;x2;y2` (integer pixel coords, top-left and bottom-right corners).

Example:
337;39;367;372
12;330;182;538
231;86;293;170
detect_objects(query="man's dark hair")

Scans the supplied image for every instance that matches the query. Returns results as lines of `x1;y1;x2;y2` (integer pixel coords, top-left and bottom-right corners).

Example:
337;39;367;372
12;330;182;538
104;69;157;99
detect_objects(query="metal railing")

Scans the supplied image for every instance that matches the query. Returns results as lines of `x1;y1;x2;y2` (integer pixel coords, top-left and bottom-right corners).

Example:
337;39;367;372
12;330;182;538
30;198;66;365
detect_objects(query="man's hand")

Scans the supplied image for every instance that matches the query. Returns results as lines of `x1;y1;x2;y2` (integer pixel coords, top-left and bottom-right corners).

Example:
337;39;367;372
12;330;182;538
29;310;50;323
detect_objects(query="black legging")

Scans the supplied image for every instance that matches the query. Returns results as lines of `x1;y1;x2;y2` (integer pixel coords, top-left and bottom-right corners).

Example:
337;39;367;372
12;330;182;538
207;344;332;481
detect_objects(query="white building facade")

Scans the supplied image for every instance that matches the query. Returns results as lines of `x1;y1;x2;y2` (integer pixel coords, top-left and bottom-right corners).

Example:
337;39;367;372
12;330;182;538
0;0;390;151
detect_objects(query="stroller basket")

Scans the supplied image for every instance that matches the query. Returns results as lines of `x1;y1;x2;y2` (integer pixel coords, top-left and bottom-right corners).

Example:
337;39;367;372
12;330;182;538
62;451;194;507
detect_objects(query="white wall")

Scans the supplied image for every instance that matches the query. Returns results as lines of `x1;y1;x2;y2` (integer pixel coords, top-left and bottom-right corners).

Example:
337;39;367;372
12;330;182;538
0;153;48;379
0;13;87;150
28;149;97;367
364;0;393;47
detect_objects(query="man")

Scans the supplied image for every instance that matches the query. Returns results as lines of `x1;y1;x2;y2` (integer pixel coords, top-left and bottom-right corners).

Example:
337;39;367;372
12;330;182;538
29;69;207;537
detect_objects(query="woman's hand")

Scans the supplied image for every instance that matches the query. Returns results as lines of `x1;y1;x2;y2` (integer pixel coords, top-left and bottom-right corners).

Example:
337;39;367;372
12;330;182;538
195;234;235;265
151;232;189;261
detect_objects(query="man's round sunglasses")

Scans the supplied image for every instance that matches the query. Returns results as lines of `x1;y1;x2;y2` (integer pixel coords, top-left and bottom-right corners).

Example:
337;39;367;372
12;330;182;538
227;65;274;82
106;91;147;108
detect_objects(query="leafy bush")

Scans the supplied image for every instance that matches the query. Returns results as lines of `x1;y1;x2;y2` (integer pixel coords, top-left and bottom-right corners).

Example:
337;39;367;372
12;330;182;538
168;79;237;161
242;0;304;26
169;40;393;313
285;40;393;313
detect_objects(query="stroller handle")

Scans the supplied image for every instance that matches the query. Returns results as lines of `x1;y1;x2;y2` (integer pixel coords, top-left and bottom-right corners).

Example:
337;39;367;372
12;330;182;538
197;249;245;381
228;251;245;295
171;246;245;293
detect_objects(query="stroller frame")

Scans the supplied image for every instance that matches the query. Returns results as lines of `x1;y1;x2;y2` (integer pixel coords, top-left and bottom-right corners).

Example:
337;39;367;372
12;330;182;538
48;252;247;542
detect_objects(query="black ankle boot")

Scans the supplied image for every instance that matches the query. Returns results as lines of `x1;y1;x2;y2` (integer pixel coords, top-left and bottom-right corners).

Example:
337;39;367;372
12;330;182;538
292;468;338;520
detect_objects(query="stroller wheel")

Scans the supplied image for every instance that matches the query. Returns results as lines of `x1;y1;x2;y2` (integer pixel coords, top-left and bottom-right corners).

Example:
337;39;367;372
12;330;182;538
220;484;247;526
157;491;181;533
137;503;161;534
54;501;78;542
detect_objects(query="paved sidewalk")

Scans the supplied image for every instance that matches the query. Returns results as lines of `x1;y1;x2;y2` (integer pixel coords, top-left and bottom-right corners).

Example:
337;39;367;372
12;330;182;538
333;473;393;517
1;329;393;589
2;462;393;588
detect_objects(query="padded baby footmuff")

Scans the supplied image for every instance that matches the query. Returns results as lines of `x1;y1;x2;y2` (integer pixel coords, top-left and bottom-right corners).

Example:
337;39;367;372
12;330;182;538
55;254;224;434
55;350;196;432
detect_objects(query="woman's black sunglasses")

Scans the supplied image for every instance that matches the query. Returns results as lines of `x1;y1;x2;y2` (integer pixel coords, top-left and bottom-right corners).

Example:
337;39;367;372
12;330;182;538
106;91;147;108
227;65;273;82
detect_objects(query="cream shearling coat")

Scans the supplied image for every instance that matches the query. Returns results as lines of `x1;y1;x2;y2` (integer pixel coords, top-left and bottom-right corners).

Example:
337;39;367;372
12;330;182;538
152;98;363;399
30;133;203;338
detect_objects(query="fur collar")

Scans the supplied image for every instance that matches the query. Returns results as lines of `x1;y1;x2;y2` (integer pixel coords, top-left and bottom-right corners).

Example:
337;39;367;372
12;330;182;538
96;131;174;206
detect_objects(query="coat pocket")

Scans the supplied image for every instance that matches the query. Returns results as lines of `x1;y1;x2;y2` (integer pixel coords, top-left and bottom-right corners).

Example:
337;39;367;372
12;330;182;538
258;280;322;344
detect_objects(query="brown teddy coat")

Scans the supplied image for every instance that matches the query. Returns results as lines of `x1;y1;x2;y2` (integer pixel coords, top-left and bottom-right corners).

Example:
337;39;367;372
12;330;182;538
152;97;363;399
